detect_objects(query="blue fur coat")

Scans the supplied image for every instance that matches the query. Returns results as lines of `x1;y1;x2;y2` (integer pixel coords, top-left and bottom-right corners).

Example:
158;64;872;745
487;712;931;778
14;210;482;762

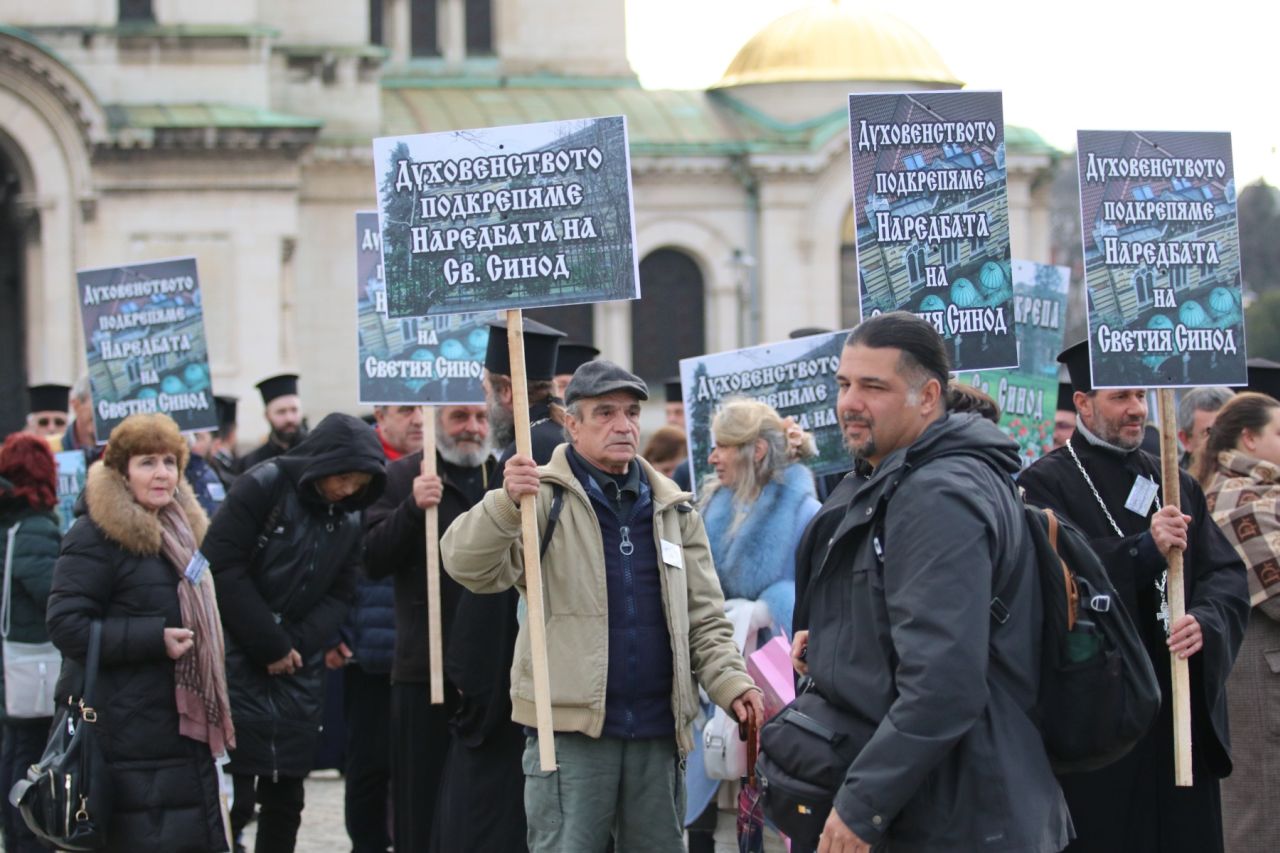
700;462;820;639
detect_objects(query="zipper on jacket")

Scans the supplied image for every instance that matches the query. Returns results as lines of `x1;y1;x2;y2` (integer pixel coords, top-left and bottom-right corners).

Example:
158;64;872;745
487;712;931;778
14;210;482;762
620;523;637;737
266;678;281;782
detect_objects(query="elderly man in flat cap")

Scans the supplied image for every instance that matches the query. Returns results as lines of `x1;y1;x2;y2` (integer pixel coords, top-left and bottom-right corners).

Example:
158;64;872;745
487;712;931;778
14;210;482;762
443;360;761;853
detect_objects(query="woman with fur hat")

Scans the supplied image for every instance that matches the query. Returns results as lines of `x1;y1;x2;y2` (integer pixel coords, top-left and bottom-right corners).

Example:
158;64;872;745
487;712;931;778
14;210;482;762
685;397;821;851
45;413;235;852
0;433;62;853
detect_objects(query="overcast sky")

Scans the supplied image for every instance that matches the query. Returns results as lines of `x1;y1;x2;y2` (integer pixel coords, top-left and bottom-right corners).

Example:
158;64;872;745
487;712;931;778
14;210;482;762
626;0;1279;188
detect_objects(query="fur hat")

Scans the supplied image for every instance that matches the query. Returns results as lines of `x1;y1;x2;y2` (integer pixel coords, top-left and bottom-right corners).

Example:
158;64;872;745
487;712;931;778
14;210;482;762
102;413;190;476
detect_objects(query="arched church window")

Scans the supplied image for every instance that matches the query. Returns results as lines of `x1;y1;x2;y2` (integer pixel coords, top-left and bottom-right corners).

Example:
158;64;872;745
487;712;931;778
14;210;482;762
466;0;494;55
632;249;705;382
411;0;441;57
1133;267;1153;305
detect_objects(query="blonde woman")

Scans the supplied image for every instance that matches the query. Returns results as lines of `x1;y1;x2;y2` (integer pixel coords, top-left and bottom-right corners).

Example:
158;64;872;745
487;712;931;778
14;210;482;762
686;397;820;851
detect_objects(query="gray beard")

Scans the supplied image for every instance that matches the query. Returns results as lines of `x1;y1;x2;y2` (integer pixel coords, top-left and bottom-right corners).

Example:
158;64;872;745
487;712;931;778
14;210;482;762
438;432;491;468
488;398;515;449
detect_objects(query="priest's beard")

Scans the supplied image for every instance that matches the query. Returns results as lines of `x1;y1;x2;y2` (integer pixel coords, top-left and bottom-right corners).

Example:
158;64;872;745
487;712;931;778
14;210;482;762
439;429;491;468
1084;409;1145;451
488;397;515;450
271;423;307;449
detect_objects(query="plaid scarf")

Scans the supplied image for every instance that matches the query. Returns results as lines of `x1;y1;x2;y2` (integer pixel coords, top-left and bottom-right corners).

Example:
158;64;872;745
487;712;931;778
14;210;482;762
157;500;236;757
1203;450;1280;607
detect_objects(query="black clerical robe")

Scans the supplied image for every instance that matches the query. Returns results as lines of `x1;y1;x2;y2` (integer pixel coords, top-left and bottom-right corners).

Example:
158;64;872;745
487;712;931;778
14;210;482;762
1019;431;1249;853
431;401;563;853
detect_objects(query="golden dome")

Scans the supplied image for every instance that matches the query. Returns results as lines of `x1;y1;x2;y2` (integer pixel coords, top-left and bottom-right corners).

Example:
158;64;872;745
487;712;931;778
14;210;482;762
714;2;961;89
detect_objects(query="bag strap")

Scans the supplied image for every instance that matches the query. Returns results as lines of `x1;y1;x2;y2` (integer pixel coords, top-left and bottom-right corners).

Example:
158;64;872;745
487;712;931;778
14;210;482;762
251;475;290;562
1042;508;1079;631
1;522;21;639
82;620;102;708
538;485;565;561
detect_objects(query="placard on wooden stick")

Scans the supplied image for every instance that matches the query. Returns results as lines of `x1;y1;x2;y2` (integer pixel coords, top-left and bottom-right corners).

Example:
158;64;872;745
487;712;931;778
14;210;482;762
1076;129;1247;786
355;212;489;705
372;116;641;768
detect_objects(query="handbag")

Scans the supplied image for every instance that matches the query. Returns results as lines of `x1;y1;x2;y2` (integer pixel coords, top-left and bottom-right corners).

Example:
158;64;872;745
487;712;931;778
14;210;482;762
702;599;756;781
9;619;112;850
755;683;874;848
2;522;60;718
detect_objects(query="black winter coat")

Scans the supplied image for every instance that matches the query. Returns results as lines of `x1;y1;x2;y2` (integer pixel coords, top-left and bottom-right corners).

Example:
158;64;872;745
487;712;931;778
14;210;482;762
204;413;386;779
805;413;1072;852
46;464;227;853
363;450;495;684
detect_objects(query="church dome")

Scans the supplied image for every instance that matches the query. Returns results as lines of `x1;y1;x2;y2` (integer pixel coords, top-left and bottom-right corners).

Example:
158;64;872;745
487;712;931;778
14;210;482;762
714;2;961;89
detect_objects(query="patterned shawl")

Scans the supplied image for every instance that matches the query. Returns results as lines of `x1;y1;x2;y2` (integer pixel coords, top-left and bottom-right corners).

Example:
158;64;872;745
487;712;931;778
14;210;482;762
1203;449;1280;606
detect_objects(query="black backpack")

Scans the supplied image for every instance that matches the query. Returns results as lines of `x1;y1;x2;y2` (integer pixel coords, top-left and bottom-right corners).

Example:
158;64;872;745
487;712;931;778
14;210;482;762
1018;500;1161;772
878;455;1162;772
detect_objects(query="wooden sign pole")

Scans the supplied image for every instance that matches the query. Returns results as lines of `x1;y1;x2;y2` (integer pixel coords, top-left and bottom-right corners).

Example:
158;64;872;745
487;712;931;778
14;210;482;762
420;407;444;705
507;308;557;771
1157;388;1193;787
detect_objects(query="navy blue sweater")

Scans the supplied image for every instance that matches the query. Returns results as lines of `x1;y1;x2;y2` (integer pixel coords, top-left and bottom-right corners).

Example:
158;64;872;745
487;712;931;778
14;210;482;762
566;447;675;739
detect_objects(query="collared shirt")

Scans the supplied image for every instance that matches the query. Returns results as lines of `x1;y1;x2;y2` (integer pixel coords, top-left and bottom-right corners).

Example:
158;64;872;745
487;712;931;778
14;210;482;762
566;445;642;520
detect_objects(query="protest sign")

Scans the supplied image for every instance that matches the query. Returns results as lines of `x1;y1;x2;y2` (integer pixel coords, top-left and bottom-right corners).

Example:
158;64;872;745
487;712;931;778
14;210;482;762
849;90;1015;372
372;116;639;318
679;331;850;497
1077;130;1244;388
958;261;1071;467
54;450;86;535
355;212;488;405
76;257;218;442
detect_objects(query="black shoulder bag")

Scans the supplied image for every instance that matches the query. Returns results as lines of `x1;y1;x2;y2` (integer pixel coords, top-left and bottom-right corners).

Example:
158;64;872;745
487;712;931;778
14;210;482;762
10;619;112;850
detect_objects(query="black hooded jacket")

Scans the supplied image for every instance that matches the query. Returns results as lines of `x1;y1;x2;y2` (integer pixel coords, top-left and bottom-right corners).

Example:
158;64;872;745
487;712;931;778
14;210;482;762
204;413;386;779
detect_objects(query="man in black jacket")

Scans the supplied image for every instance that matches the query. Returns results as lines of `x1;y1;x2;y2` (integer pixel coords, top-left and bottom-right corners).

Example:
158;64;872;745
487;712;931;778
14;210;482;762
239;373;307;473
796;313;1071;853
363;404;495;852
204;413;386;853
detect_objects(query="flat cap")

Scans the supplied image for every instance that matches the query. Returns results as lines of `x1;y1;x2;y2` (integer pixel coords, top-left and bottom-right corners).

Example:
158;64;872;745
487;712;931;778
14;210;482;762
564;360;648;406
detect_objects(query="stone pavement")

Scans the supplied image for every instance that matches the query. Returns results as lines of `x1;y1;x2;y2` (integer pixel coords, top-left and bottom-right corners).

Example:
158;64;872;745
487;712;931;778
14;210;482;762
240;770;350;853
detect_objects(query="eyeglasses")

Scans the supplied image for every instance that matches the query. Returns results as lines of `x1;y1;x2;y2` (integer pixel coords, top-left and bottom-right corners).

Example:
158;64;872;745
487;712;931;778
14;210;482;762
34;415;67;429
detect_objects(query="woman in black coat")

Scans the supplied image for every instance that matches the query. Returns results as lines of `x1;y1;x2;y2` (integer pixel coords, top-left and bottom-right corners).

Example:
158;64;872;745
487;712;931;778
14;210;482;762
46;414;234;853
203;412;385;853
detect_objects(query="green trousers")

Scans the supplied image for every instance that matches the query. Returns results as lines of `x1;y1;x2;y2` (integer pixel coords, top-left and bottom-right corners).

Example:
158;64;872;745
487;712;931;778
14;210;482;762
523;732;686;853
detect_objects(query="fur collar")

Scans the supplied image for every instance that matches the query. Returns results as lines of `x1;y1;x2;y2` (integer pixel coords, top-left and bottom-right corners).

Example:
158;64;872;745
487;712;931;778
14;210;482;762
84;461;209;556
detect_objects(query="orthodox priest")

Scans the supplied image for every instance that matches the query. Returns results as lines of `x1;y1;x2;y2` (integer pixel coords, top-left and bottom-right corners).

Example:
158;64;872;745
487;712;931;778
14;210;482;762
429;317;565;853
1018;341;1249;853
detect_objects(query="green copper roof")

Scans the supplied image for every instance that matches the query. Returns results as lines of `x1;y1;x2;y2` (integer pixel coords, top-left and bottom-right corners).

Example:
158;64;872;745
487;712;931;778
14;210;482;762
382;80;1058;158
106;103;323;131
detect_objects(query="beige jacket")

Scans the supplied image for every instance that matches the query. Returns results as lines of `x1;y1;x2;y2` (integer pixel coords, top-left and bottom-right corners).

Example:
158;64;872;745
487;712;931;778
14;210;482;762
441;444;756;753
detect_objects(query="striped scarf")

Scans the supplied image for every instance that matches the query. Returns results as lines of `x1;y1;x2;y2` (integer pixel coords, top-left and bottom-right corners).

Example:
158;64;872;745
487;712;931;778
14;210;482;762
157;500;236;757
1203;450;1280;607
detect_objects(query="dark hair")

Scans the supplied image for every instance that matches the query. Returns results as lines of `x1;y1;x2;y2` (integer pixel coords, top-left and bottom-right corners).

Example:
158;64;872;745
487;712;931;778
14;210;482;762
641;425;687;466
1194;392;1280;488
846;311;951;406
947;382;1001;424
0;433;58;511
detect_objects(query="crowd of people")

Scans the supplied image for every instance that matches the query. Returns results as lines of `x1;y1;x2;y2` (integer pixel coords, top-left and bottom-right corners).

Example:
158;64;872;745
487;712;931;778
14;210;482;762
0;314;1277;853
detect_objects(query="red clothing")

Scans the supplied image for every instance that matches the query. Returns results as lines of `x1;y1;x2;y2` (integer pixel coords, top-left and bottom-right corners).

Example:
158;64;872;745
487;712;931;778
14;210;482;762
376;427;404;462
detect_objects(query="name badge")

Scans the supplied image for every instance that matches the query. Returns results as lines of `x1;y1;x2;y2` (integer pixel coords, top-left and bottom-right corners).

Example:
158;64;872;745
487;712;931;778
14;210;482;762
1125;475;1159;517
185;551;209;585
660;539;684;569
207;482;226;502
